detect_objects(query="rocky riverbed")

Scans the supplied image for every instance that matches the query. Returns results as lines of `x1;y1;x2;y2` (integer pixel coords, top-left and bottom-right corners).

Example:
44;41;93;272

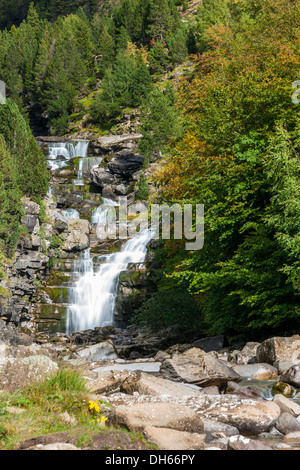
1;327;300;450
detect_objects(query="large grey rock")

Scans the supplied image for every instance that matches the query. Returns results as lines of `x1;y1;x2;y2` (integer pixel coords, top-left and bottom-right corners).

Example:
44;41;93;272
273;394;300;416
101;393;281;436
160;347;242;387
144;427;206;450
275;412;300;435
113;402;204;433
192;336;225;352
120;372;204;397
202;419;239;437
256;336;300;365
228;435;273;451
281;364;300;388
229;342;260;365
108;150;144;179
91;167;116;188
62;219;90;252
76;341;118;362
231;363;278;380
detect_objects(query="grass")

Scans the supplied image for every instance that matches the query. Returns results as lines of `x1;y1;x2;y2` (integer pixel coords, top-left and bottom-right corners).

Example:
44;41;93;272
0;367;158;450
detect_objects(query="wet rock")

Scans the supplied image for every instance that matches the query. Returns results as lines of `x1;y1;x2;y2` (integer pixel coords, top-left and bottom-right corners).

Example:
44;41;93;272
231;363;278;380
272;381;295;398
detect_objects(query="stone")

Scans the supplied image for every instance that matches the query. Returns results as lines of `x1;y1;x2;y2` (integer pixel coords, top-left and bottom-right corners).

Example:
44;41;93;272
274;360;299;375
113;402;204;433
225;381;263;400
229;342;260;365
108;150;144;179
256;336;300;365
192;336;225;352
272;381;295;398
62;219;90;252
102;392;280;437
273;394;300;417
120;372;204;397
143;427;206;450
231;363;278;380
160;347;242;387
283;431;300;443
275;412;300;435
88;370;137;394
76;341;118;362
202;419;239;437
281;364;300;388
91;167;116;188
228;435;273;451
195;395;281;436
153;351;170;362
27;443;79;451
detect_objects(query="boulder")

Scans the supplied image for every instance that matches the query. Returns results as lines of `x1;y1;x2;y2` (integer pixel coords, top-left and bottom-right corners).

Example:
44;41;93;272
229;342;260;365
256;336;300;365
275;412;300;435
231;363;278;380
202;419;239;437
195;395;281;436
160;347;242;387
91;167;116;188
28;443;79;451
143;426;206;450
88;370;137;394
273;394;300;417
76;341;118;362
108;150;144;179
112;402;204;433
281;364;300;388
192;336;225;352
62;219;90;252
120;372;204;397
228;435;273;451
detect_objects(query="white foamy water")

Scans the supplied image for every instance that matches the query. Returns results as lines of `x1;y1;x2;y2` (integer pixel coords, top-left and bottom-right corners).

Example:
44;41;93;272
61;208;80;219
66;228;152;333
47;140;89;170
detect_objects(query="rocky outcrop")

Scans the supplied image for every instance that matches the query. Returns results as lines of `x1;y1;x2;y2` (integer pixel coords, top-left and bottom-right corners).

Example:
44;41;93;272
62;219;90;252
160;347;242;387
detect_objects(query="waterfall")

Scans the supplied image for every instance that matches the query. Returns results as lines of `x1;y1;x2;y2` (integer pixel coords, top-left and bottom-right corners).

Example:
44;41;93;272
74;156;103;186
47;140;89;170
66;227;152;334
61;208;80;219
91;197;119;224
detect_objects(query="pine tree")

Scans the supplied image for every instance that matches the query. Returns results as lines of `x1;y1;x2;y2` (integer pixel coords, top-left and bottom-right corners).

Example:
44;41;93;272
0;135;23;256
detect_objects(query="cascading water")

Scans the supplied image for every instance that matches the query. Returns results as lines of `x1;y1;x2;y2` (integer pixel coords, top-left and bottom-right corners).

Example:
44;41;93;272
61;208;80;219
47;140;89;170
66;225;152;334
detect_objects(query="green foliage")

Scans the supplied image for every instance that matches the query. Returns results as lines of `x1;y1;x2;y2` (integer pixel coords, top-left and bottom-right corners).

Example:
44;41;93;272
136;173;150;200
91;51;153;122
0;99;49;199
138;85;182;164
0;135;23;256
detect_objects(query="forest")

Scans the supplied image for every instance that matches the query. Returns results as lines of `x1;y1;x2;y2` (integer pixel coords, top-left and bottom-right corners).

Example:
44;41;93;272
0;0;300;342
